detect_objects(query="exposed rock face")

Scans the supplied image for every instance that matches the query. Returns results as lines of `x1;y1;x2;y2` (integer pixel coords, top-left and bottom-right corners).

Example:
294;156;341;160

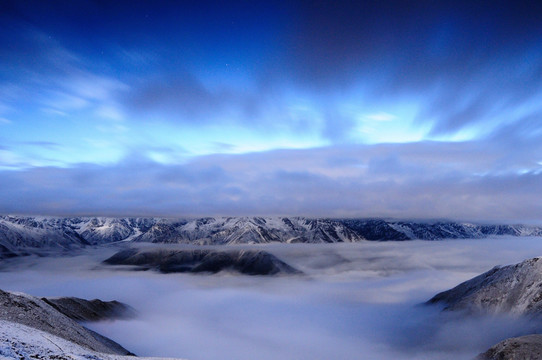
103;248;301;275
427;257;542;316
341;219;410;241
41;297;134;322
477;334;542;360
0;289;131;355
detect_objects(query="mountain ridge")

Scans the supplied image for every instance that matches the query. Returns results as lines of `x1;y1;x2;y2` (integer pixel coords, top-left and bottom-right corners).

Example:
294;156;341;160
428;256;542;316
1;215;541;257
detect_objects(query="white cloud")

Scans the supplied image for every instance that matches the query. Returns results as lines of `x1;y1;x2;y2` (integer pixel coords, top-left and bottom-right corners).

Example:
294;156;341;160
41;108;68;117
64;73;129;102
45;92;89;111
95;105;125;121
364;112;397;121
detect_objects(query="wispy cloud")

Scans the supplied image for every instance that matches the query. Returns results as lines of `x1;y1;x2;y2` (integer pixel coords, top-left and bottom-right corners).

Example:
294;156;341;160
364;112;397;122
21;141;61;150
1;1;542;220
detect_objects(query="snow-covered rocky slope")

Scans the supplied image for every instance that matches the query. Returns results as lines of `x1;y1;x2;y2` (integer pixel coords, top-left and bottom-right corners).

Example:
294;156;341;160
0;289;131;355
0;289;187;360
0;320;184;360
131;217;364;244
1;215;541;256
428;257;542;316
428;257;542;359
476;334;542;360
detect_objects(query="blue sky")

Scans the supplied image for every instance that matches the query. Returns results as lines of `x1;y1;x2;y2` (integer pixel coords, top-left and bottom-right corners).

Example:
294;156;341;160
1;1;542;221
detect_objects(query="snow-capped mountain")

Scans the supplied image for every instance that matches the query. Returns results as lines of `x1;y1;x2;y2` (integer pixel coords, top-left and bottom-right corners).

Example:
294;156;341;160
428;257;542;316
0;216;88;257
132;217;364;245
1;215;541;256
75;217;155;244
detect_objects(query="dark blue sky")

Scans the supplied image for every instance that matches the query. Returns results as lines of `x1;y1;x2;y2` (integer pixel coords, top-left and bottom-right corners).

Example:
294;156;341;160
1;0;542;221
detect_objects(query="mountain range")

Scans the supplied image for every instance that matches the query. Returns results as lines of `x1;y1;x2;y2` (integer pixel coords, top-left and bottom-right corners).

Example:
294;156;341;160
1;215;541;257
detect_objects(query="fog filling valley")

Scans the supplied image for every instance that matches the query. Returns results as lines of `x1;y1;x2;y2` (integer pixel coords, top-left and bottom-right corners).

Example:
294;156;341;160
2;237;542;360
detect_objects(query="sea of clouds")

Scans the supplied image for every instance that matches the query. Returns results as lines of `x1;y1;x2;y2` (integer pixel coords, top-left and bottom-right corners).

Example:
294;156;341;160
1;237;542;360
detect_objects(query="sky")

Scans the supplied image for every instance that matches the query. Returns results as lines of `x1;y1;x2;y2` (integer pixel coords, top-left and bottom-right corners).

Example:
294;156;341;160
1;0;542;221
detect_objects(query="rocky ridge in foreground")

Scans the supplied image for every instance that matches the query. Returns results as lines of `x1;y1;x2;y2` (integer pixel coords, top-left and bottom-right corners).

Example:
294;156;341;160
0;288;188;360
0;289;131;355
0;319;184;360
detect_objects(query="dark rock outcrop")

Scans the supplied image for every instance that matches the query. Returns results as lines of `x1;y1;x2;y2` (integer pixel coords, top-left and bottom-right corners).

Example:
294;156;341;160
103;248;301;276
41;296;134;322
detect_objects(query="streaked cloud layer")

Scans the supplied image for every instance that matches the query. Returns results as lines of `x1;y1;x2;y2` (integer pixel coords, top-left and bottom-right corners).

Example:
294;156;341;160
2;141;542;222
1;1;542;220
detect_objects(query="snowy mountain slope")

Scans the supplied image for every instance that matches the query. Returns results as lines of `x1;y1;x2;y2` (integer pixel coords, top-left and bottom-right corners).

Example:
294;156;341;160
0;289;130;355
1;215;542;254
0;320;184;360
0;216;88;255
74;217;155;244
427;257;542;316
0;216;156;256
131;217;364;245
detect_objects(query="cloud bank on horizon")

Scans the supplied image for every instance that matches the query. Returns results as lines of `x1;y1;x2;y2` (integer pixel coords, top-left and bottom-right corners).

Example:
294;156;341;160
1;1;542;221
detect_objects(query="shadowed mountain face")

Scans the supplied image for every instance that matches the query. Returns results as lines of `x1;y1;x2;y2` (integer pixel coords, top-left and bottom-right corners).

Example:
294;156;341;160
103;248;301;276
427;257;542;316
2;215;542;258
41;297;134;322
